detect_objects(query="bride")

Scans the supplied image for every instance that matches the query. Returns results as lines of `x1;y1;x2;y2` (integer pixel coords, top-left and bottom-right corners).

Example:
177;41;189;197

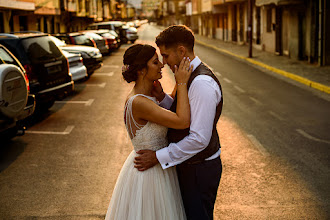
105;44;193;220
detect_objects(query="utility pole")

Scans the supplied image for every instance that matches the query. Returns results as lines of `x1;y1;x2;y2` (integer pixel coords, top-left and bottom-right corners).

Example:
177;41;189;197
248;0;253;58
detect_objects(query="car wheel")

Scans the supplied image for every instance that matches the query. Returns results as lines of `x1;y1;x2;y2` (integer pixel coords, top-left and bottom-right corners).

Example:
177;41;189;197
34;100;55;113
41;100;55;111
0;125;19;141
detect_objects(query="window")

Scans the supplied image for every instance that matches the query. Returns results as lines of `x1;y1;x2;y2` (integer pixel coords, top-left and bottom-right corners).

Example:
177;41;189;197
266;8;272;33
22;36;63;62
0;48;16;65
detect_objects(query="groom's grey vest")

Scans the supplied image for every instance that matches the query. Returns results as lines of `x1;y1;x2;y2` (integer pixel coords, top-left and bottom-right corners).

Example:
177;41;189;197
167;62;223;164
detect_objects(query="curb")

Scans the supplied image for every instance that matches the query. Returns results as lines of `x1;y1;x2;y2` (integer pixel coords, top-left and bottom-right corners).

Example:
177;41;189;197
196;39;330;94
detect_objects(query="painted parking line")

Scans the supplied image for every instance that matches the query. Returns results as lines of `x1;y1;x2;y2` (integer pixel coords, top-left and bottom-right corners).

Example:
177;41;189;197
103;65;120;68
25;126;74;135
268;111;284;121
249;97;262;105
247;134;269;156
223;78;232;84
296;129;330;144
93;72;114;76
75;82;106;88
215;71;222;77
234;85;245;93
55;99;94;106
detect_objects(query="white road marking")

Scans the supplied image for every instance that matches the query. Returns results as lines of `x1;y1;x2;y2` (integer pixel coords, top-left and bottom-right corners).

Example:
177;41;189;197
223;78;232;83
25;126;74;135
215;71;222;77
296;129;330;144
76;82;106;88
247;134;269;156
249;97;262;105
103;65;119;68
93;72;114;76
234;85;245;93
268;111;284;121
55;99;94;106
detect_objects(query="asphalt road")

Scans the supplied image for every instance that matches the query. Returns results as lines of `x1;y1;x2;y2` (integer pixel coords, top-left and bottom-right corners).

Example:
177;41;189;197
0;24;329;219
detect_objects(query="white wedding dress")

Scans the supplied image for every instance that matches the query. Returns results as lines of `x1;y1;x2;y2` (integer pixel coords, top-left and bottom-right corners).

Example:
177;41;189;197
105;94;186;220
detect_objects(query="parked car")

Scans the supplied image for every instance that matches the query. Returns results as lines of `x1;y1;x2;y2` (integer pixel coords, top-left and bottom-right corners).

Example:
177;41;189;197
87;21;138;43
108;30;121;48
80;31;109;55
54;32;96;48
84;29;120;51
121;25;138;43
50;36;102;76
0;32;74;111
61;50;87;82
0;44;35;139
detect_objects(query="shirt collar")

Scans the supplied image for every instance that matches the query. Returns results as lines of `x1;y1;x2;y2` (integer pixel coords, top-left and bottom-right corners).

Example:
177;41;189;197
190;56;201;72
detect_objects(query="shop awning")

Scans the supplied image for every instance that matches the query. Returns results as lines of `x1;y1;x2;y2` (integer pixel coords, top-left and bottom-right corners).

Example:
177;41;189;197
255;0;303;6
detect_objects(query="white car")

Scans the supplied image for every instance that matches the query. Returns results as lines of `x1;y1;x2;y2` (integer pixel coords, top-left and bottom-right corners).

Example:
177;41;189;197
61;50;88;81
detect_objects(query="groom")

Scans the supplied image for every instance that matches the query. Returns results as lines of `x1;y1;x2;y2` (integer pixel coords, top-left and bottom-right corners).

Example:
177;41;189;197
134;25;223;220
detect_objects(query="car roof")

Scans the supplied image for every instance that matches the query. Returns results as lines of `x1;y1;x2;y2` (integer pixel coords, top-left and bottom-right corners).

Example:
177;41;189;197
54;32;84;36
89;21;124;26
0;32;48;39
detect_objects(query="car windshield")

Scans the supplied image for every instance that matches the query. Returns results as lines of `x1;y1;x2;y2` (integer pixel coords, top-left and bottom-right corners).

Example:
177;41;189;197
21;36;63;62
50;36;66;47
100;33;115;39
84;33;103;40
109;30;118;36
73;35;94;46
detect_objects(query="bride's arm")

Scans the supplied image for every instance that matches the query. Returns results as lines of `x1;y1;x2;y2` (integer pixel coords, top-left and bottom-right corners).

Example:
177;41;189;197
134;58;193;129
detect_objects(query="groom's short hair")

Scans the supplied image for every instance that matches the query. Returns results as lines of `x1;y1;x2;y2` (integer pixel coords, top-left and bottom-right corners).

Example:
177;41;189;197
156;25;194;52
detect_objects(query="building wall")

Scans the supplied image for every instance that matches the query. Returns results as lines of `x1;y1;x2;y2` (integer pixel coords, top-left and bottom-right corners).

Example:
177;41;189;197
325;0;330;65
287;10;300;59
261;6;275;53
227;4;236;41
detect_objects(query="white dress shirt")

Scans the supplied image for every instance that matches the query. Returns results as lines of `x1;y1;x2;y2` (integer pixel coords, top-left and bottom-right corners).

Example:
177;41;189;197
156;56;222;169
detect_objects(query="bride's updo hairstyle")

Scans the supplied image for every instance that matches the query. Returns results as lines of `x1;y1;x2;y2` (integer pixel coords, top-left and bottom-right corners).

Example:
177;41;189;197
122;44;156;83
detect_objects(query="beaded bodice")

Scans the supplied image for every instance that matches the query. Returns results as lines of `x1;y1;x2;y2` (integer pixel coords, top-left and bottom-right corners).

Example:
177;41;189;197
124;94;168;151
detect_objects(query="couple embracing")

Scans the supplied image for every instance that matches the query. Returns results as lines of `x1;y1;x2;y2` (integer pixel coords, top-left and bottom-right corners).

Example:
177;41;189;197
105;25;223;220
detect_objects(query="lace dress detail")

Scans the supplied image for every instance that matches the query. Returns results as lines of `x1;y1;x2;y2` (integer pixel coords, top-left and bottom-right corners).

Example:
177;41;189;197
124;94;168;151
105;94;186;220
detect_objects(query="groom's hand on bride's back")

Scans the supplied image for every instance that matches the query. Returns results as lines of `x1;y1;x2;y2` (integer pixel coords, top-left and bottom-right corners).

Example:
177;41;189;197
134;150;159;171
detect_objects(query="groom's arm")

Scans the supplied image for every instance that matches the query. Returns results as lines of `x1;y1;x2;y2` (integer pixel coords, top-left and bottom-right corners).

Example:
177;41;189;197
159;93;174;109
152;80;174;109
156;76;221;169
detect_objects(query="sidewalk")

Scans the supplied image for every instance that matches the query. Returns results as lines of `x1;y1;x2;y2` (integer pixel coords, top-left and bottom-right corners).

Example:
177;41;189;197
194;34;330;94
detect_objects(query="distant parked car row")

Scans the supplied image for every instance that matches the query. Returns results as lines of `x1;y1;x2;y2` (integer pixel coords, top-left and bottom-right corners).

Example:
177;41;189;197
1;20;143;140
87;20;139;44
50;36;103;76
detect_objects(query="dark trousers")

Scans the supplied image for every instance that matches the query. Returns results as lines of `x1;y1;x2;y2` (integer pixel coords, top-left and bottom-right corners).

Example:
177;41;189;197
176;157;222;220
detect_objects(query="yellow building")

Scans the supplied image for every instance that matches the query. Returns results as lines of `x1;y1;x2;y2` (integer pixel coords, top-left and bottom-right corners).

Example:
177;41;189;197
0;0;35;33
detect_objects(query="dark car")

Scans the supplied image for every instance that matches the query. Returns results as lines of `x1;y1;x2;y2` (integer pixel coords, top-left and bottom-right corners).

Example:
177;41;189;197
0;32;74;110
0;44;35;139
85;29;120;51
80;31;109;55
54;32;96;48
50;36;102;76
